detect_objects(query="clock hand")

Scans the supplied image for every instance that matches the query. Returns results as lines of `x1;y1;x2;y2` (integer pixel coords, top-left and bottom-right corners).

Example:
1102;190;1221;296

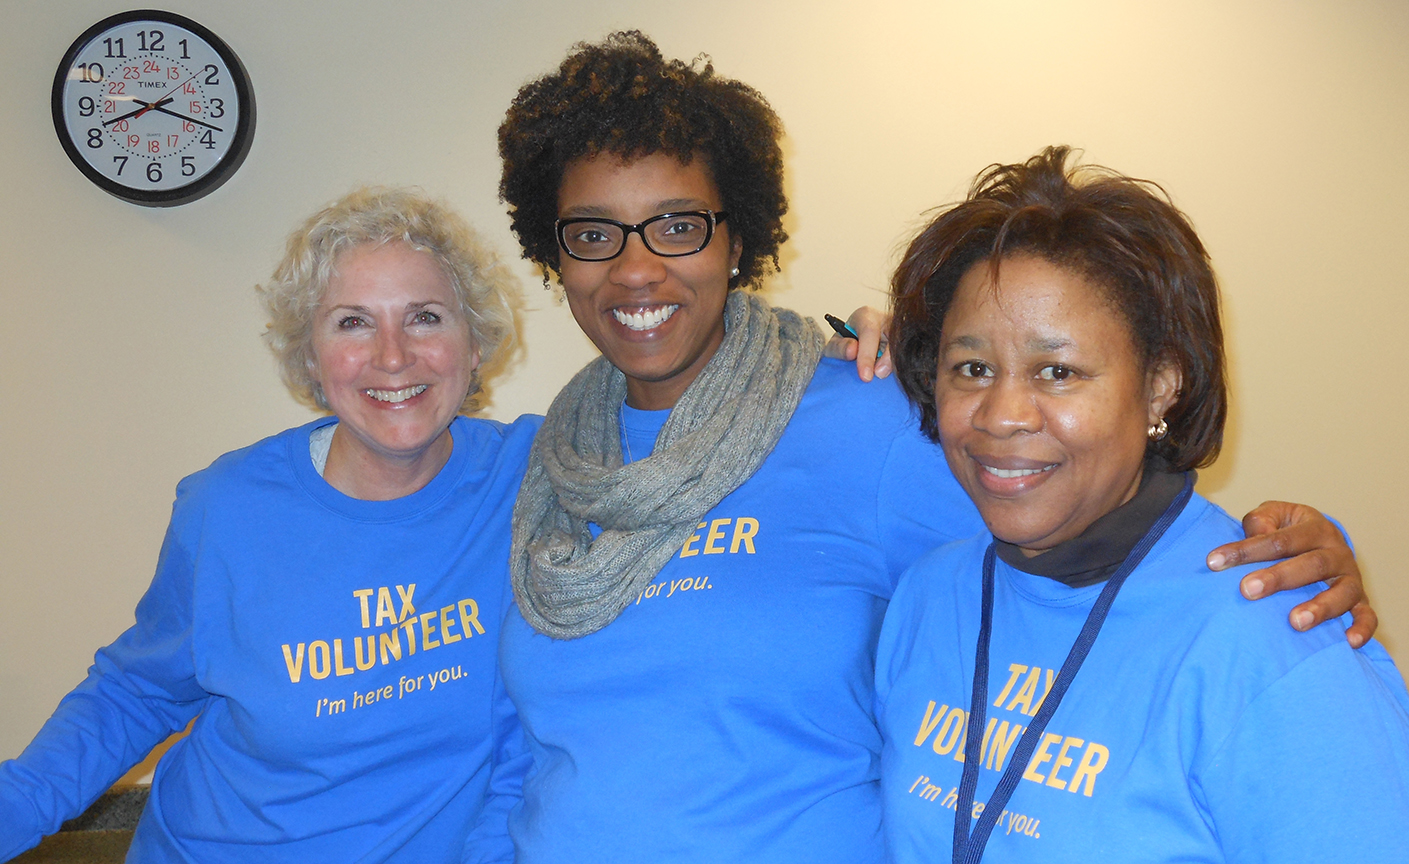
102;97;174;127
145;103;224;133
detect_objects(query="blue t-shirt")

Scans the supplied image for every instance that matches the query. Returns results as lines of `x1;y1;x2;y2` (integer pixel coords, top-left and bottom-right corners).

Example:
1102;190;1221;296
0;415;541;863
498;359;985;863
876;493;1409;863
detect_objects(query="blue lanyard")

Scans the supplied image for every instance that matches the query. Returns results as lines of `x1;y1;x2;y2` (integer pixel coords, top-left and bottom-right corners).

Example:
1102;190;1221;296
952;474;1193;864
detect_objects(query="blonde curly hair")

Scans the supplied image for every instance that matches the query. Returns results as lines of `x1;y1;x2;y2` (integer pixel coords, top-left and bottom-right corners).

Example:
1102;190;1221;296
258;186;519;412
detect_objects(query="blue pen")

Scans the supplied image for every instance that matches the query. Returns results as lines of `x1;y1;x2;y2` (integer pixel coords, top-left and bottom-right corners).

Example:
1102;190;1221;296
825;314;885;357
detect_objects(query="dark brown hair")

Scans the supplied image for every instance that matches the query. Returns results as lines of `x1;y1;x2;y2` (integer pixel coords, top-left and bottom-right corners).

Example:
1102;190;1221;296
890;146;1225;471
497;30;787;289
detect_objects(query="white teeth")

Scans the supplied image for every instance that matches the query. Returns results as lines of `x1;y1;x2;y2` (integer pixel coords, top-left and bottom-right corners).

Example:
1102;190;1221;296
982;465;1056;479
365;385;428;403
612;305;679;331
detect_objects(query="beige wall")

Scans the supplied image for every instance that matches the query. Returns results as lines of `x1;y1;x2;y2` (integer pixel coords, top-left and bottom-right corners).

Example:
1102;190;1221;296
2;0;1406;762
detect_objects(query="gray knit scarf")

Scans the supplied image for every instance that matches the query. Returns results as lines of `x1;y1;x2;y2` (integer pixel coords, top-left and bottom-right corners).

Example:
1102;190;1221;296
510;291;824;640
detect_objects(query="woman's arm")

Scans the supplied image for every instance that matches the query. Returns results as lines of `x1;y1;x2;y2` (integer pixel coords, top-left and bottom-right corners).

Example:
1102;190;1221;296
0;523;208;860
1209;504;1376;647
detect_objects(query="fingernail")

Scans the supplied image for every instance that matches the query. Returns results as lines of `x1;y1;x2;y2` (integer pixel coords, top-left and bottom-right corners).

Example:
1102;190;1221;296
1208;552;1225;570
1242;578;1263;599
1350;634;1366;649
1292;610;1314;630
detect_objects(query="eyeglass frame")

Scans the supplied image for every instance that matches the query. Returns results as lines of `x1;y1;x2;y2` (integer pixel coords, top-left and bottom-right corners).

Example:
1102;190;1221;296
554;210;731;262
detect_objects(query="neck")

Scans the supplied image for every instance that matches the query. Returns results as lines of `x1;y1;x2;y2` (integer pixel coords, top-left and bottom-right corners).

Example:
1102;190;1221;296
322;425;453;501
621;319;727;410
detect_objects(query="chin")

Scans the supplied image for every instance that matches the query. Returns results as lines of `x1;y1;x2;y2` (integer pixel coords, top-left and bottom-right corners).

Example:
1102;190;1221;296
975;502;1066;551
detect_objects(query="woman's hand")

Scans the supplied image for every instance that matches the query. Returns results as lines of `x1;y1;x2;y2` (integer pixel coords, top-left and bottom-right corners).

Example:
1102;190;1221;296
821;306;893;381
1207;501;1376;648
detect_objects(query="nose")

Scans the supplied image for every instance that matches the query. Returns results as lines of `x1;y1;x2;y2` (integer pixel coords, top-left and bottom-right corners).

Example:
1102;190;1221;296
372;324;412;373
971;374;1043;438
609;233;668;289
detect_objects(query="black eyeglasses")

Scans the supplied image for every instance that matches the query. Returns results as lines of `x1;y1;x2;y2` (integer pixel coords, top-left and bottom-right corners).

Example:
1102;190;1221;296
555;210;729;262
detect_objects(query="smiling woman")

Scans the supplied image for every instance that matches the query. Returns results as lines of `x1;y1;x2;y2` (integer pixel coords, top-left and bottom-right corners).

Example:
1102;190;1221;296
0;187;540;863
936;255;1183;553
310;242;477;498
555;153;740;410
877;147;1409;863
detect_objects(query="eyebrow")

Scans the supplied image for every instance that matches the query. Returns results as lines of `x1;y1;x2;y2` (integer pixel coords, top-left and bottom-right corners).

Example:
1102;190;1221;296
559;198;713;219
1028;336;1073;352
943;334;987;351
941;334;1075;352
323;300;447;315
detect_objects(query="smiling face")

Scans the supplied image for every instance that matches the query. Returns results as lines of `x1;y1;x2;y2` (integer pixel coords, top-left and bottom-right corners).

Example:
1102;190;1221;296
935;255;1181;556
557;152;742;410
311;241;477;482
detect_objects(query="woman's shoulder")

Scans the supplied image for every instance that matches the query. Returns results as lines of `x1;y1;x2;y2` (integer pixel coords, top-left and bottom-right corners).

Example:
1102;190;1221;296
450;412;544;453
1132;492;1353;677
175;419;328;501
804;357;918;427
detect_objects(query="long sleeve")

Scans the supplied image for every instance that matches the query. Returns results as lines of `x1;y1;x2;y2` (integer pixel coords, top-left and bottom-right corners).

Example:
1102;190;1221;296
0;518;209;861
461;651;528;864
1195;640;1409;862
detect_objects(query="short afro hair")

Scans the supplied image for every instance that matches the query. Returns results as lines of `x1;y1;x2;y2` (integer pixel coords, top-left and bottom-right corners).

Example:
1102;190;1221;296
890;146;1226;472
498;30;787;289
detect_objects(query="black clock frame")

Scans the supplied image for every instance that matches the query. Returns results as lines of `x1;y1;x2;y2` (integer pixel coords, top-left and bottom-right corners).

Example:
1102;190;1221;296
51;9;256;207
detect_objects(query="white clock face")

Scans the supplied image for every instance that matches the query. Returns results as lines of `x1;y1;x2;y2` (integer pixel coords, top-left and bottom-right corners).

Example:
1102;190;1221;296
53;13;254;206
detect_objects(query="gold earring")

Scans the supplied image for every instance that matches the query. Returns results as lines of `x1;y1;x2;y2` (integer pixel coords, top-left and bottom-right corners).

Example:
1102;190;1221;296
1148;418;1169;441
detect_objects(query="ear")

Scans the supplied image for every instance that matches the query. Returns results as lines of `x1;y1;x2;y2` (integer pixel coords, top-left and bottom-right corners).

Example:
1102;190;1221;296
1146;359;1183;427
729;234;743;274
468;339;482;374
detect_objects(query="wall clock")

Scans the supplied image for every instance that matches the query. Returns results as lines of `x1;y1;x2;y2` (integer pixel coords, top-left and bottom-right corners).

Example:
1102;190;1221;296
52;10;256;207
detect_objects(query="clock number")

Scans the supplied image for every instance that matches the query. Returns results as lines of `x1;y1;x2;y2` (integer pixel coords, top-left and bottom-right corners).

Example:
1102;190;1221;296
142;60;161;74
190;100;202;114
183;81;197;95
113;120;129;132
103;100;115;114
199;129;216;149
203;65;220;86
86;128;103;149
181;156;196;177
137;30;165;52
148;139;161;154
78;96;96;117
209;98;225;119
102;37;125;59
167;65;180;80
167;134;179;148
183;120;195;133
178;38;190;59
123;65;140;81
77;62;104;83
147;162;162;183
127;134;140;148
107;81;125;95
112;155;128;176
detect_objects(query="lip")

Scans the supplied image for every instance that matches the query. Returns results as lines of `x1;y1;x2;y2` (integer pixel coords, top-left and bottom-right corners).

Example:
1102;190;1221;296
606;302;682;340
969;452;1060;497
362;384;430;407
